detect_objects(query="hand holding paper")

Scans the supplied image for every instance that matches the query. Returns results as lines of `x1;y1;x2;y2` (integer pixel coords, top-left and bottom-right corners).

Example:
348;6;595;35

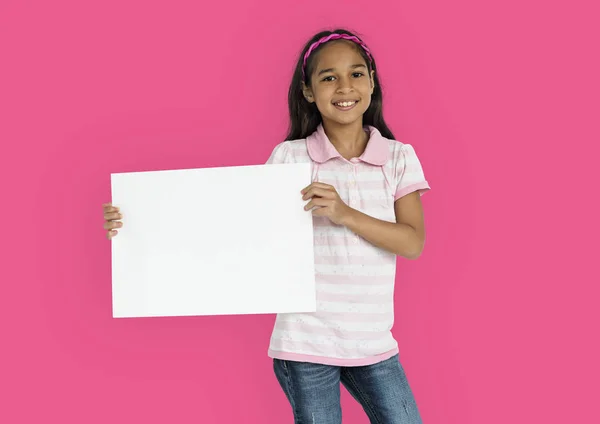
103;203;122;239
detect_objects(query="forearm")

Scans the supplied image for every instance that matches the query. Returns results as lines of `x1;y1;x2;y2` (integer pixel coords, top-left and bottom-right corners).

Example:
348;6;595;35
340;208;424;259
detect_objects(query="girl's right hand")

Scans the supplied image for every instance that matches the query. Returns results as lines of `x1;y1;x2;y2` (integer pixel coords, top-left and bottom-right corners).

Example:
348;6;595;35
103;203;123;239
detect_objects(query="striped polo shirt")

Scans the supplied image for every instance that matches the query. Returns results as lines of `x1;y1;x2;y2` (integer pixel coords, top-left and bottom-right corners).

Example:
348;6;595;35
265;123;430;367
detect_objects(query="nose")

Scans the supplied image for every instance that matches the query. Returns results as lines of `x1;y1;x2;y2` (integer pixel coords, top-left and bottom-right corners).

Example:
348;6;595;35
335;75;354;93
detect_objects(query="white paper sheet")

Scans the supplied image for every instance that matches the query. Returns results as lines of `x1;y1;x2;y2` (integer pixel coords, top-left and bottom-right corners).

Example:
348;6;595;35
110;163;316;318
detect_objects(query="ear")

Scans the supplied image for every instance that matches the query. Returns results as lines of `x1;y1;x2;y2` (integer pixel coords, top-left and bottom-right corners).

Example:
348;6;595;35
302;81;315;103
370;70;376;94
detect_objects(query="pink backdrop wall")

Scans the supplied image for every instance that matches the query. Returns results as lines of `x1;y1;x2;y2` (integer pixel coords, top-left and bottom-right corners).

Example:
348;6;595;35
2;0;598;423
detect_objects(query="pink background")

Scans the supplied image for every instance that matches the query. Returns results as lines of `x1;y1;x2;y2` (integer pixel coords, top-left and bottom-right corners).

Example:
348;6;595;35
1;0;599;423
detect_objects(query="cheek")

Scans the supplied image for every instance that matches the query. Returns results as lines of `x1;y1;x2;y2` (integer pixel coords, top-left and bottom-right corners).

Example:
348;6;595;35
361;96;372;110
314;92;334;111
312;86;332;102
359;81;373;96
359;87;373;107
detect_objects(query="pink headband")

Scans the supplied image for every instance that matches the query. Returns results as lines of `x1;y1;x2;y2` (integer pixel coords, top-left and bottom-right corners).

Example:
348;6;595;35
302;33;373;80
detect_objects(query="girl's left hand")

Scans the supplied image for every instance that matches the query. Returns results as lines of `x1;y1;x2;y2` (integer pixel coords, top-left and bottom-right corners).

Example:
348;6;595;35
302;182;353;225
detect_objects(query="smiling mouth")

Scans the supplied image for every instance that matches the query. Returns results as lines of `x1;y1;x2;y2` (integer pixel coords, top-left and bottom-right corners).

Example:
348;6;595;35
333;100;358;110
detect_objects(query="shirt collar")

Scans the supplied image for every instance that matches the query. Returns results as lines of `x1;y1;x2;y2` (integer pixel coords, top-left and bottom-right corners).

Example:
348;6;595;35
306;123;389;165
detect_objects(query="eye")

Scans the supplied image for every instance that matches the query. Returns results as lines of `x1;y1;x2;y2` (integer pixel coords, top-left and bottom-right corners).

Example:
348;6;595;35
321;76;336;82
352;72;364;78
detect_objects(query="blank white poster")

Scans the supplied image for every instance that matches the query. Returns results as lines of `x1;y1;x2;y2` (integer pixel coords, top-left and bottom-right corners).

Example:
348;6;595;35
110;163;316;318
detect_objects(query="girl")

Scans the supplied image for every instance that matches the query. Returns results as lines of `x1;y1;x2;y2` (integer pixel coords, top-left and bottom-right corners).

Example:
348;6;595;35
103;29;430;424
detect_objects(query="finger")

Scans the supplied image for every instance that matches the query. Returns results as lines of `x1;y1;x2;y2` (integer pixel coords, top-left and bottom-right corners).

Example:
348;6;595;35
103;204;120;213
304;198;329;211
107;230;118;239
103;207;120;216
103;212;123;221
104;221;123;230
302;187;334;200
301;182;334;194
314;182;335;190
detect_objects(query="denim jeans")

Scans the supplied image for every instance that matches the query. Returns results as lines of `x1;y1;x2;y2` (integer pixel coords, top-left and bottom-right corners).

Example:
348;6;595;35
273;354;423;424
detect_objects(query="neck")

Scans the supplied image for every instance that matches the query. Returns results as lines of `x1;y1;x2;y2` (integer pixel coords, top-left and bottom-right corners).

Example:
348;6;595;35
321;118;369;159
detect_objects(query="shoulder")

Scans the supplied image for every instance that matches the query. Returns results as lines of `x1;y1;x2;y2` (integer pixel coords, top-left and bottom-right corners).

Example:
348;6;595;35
379;136;420;167
381;135;414;153
266;138;310;164
277;138;310;152
377;135;427;180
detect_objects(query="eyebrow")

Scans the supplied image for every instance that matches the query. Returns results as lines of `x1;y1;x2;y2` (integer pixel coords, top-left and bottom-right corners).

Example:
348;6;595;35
317;64;367;76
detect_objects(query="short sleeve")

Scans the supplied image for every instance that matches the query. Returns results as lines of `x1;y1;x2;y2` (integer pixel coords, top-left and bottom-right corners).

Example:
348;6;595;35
393;144;431;201
265;142;293;165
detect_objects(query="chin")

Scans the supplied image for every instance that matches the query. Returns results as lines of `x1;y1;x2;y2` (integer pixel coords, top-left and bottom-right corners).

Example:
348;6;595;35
322;105;370;126
325;113;365;127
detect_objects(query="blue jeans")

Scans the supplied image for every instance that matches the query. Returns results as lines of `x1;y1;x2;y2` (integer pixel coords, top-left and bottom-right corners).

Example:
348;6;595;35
273;354;423;424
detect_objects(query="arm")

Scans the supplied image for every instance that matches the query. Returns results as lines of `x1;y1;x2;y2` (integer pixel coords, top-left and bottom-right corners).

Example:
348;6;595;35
340;191;425;259
302;184;426;260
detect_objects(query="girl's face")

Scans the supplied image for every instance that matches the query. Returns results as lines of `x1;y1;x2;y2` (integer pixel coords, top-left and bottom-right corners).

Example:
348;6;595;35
303;40;375;128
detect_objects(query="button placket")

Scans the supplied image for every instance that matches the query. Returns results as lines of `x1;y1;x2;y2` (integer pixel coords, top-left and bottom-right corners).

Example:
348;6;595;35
349;163;361;244
350;164;359;205
347;164;357;207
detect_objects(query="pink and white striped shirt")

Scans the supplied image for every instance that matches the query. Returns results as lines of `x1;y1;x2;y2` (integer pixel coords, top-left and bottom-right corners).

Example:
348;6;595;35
266;123;430;366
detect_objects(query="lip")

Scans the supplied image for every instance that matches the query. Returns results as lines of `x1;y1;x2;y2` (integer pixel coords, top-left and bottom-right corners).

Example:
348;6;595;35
332;99;359;111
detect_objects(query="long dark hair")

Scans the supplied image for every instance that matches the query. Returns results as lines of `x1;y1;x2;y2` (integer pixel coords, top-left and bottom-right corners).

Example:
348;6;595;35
285;29;395;141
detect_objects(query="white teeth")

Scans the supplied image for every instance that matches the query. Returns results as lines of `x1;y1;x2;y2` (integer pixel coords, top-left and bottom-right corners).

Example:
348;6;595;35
336;101;356;107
